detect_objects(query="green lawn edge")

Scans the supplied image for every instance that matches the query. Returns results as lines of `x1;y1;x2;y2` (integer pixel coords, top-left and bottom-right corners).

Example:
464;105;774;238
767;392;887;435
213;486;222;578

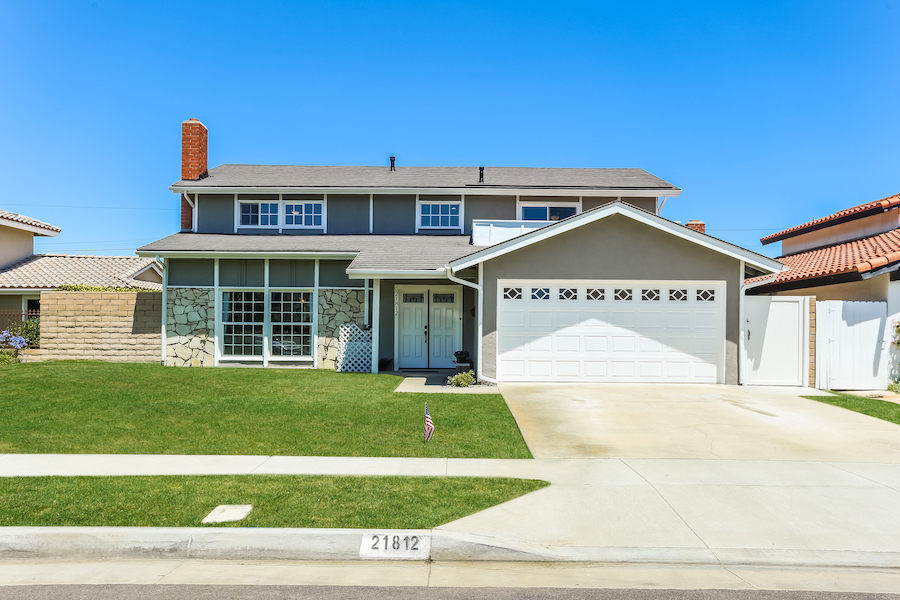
0;475;549;529
0;362;531;458
803;392;900;427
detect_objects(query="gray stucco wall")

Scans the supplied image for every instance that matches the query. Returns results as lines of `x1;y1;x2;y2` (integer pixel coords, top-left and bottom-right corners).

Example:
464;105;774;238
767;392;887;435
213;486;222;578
376;279;476;370
0;226;34;270
464;195;516;235
480;214;742;383
373;195;416;234
327;194;370;234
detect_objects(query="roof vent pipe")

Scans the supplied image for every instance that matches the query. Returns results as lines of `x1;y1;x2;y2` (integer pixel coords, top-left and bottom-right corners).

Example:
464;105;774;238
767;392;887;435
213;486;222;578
390;156;396;171
479;167;484;183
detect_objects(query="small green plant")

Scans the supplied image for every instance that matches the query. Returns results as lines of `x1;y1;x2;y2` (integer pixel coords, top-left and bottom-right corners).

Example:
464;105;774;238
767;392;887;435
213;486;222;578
0;349;18;365
447;370;476;387
56;284;159;292
889;380;900;394
8;318;39;348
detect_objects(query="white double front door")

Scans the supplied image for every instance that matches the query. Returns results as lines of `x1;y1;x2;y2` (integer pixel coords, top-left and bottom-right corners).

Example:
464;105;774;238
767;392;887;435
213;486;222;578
396;285;462;369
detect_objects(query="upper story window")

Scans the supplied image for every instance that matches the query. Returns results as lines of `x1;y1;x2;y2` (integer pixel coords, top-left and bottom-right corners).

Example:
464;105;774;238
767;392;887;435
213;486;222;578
417;199;463;232
285;203;323;227
241;202;279;226
519;204;578;221
237;198;325;231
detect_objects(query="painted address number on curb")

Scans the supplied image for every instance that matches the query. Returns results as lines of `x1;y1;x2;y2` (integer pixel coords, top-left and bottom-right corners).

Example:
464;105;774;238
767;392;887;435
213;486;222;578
359;532;431;559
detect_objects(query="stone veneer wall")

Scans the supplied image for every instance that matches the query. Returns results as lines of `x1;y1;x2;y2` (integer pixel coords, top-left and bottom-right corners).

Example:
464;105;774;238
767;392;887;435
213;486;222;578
166;288;215;367
318;288;366;369
19;291;161;363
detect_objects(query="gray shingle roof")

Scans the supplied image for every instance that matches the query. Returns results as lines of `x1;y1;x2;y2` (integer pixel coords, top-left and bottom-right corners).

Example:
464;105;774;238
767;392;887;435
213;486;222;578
0;210;61;235
173;165;680;192
138;234;475;272
0;255;161;290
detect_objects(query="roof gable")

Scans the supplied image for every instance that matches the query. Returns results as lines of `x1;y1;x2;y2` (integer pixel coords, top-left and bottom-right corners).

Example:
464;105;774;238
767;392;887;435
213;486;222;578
0;210;61;237
449;202;785;274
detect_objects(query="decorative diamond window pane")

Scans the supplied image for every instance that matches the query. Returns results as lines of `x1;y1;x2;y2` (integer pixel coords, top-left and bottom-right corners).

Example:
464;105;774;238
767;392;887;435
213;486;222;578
586;288;605;301
503;287;522;300
559;288;577;300
433;293;455;303
669;289;687;302
642;289;660;301
697;289;715;302
614;289;632;301
532;287;550;300
403;293;424;303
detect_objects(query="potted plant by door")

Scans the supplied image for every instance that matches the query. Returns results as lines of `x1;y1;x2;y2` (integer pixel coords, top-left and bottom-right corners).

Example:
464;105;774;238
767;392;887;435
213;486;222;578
453;350;471;375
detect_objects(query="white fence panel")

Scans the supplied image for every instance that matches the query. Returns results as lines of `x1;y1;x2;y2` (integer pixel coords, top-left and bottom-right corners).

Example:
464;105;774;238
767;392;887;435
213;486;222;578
743;296;808;386
816;301;887;390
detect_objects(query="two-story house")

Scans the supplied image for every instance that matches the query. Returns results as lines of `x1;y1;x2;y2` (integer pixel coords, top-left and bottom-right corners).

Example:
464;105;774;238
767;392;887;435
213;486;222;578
137;119;784;384
0;209;162;331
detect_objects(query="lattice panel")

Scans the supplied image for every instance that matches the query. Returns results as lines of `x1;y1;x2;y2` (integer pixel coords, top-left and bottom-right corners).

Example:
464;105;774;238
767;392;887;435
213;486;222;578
335;323;372;372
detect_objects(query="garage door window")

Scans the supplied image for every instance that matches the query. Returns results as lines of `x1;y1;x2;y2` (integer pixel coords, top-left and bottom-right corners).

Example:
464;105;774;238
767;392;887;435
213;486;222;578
670;289;687;301
586;288;605;300
559;288;578;300
503;287;522;300
614;289;632;301
697;289;716;302
641;289;660;301
531;288;550;300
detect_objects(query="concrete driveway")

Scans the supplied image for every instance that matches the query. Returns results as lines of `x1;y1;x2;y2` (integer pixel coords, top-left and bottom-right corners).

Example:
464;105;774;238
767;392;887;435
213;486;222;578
498;383;900;461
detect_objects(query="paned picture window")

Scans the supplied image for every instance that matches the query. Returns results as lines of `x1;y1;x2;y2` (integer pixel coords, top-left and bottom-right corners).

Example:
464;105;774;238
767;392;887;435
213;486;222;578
503;287;522;300
531;287;550;300
586;288;605;301
433;293;455;303
285;203;323;227
270;292;312;356
559;288;577;300
221;291;264;356
614;288;633;301
669;289;687;302
240;202;278;226
521;206;578;221
402;293;424;303
642;289;660;301
697;289;716;302
420;203;460;228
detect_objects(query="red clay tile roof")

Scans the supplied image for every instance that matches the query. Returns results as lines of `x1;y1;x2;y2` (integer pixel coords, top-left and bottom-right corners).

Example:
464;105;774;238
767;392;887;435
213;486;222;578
747;229;900;286
761;193;900;244
0;210;61;235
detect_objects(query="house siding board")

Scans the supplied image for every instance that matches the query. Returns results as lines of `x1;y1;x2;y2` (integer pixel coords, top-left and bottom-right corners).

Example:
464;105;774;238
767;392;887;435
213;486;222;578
326;194;369;234
168;258;214;287
219;259;265;287
196;195;235;234
373;195;416;234
463;195;516;235
581;197;618;211
319;259;361;288
269;259;315;287
480;214;741;383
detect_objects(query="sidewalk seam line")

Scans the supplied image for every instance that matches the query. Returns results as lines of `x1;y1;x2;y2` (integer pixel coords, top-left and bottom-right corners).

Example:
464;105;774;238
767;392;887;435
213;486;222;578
723;565;759;589
620;458;722;565
825;461;900;495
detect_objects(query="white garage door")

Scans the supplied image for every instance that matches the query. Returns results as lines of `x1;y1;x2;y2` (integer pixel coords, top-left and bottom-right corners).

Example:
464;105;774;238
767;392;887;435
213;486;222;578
497;280;725;383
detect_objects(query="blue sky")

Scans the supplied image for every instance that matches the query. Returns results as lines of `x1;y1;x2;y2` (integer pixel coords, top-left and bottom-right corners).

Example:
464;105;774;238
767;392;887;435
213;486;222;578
2;1;898;258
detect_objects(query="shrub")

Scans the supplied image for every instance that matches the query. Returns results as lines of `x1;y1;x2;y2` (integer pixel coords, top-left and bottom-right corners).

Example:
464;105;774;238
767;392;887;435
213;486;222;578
56;284;160;292
889;380;900;394
0;349;18;365
447;370;476;387
8;318;39;348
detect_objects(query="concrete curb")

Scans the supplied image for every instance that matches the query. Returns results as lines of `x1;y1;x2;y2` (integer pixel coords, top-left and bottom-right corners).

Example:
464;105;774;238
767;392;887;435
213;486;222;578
4;527;900;569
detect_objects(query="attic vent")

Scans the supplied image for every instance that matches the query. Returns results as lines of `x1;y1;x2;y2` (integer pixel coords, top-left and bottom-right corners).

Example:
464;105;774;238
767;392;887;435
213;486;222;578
390;156;396;171
479;166;484;183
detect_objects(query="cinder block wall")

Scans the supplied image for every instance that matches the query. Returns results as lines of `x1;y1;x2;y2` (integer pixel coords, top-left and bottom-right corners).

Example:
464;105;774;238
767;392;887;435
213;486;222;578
19;291;161;363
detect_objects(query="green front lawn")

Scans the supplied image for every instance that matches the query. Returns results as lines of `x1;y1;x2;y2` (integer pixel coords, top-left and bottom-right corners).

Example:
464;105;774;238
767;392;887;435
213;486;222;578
805;392;900;426
0;362;529;458
0;475;548;528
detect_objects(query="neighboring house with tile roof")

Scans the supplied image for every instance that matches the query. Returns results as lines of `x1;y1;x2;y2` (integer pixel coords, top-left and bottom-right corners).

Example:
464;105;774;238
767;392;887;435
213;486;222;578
748;193;900;301
0;211;162;330
138;119;785;382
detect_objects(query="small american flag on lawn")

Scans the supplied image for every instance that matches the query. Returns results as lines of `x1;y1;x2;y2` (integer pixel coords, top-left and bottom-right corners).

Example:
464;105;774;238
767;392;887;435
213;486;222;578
424;403;435;442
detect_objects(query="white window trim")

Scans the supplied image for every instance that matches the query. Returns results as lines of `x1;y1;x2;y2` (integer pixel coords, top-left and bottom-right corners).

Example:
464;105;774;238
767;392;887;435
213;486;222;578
233;196;327;232
415;196;464;232
516;197;583;221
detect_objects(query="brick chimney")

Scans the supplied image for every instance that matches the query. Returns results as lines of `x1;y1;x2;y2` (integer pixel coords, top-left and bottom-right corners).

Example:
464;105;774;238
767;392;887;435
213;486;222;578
180;119;208;231
686;220;706;234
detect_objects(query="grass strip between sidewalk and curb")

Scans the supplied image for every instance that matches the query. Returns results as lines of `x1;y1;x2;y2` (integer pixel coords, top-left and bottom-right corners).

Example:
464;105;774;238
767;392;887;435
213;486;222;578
0;475;549;528
804;392;900;426
0;362;530;458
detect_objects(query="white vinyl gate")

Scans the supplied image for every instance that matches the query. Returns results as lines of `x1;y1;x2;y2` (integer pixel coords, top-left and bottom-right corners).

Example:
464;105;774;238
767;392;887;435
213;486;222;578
816;301;888;390
743;296;809;386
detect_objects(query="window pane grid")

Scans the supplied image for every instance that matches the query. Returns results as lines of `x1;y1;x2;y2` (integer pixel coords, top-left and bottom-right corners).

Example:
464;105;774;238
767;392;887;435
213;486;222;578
420;203;460;228
270;292;312;356
285;203;323;227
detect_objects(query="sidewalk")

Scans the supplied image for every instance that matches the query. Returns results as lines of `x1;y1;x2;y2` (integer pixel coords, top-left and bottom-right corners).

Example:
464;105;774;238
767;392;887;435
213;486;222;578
3;453;900;570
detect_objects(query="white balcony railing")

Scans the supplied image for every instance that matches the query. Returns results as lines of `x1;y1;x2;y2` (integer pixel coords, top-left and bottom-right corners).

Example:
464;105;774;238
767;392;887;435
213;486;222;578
471;219;553;246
